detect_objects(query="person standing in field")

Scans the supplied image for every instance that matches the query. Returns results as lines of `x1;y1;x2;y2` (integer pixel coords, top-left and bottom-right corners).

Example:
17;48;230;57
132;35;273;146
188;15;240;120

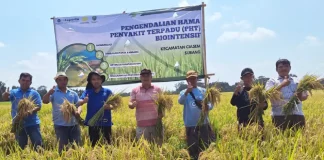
1;73;43;150
128;69;163;145
265;59;308;130
230;68;268;131
42;72;88;153
80;71;114;147
178;70;216;160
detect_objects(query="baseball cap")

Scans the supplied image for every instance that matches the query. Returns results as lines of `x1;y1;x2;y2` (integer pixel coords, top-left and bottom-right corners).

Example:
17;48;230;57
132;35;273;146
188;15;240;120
241;68;254;77
186;70;198;78
54;72;68;81
140;69;152;75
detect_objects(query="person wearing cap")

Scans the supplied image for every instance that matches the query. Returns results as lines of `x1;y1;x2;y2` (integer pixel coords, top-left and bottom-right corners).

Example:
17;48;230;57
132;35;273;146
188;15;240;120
265;59;308;131
128;69;163;145
2;73;43;150
178;70;216;160
230;68;268;131
42;72;87;154
80;71;115;147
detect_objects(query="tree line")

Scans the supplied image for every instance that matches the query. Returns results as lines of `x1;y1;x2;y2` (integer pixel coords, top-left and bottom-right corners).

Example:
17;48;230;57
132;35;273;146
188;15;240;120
1;75;323;102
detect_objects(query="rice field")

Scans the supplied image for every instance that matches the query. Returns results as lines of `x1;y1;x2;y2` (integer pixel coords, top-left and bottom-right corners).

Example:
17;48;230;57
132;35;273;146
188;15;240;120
0;92;323;160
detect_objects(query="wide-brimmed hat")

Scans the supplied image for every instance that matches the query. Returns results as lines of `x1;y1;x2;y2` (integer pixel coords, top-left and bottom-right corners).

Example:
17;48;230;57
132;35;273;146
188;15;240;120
54;72;68;81
87;71;106;82
186;70;198;78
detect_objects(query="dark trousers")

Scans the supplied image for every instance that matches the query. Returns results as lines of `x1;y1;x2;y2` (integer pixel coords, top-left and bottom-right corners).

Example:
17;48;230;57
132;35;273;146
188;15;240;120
88;126;111;147
272;115;305;131
15;124;43;150
54;125;81;153
238;118;265;131
186;124;216;160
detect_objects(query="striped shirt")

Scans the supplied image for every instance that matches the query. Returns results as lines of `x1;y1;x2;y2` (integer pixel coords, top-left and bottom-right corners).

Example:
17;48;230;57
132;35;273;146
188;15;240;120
130;84;161;127
265;76;308;116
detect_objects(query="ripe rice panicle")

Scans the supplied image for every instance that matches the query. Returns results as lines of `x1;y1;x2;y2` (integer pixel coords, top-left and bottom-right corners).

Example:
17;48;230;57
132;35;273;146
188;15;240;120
60;99;85;125
105;94;123;110
60;99;77;123
155;91;173;138
11;96;36;133
248;83;282;122
197;86;221;127
283;74;324;115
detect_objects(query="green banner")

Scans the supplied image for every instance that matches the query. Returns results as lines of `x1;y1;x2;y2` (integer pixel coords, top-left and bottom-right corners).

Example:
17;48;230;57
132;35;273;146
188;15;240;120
53;5;204;86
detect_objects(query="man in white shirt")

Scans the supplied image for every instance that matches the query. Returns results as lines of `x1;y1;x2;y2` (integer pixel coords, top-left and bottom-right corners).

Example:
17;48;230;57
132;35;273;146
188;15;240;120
265;59;308;131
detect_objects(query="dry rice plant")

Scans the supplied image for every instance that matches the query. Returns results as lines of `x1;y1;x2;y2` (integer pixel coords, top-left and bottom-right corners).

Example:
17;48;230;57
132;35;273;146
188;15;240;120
248;83;282;123
106;94;123;111
11;97;36;133
60;99;84;126
88;92;123;126
283;74;324;115
154;91;173;138
197;86;221;127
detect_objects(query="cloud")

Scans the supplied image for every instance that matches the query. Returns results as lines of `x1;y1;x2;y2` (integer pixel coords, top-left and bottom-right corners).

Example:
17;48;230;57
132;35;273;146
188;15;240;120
217;27;276;43
222;20;251;30
0;42;4;48
208;12;222;21
299;36;321;47
178;0;190;7
11;52;57;88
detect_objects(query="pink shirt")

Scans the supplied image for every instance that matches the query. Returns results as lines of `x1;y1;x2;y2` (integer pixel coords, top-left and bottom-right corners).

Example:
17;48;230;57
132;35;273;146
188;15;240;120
130;84;161;127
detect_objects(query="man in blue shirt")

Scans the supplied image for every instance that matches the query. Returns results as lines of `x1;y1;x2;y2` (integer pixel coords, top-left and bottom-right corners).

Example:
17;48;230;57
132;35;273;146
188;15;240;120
80;71;115;147
42;72;88;153
178;70;216;160
2;73;43;150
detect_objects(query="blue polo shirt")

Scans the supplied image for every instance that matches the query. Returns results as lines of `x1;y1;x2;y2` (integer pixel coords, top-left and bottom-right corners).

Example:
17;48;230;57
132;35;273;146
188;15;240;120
80;87;113;126
178;87;213;127
50;87;80;126
9;88;42;127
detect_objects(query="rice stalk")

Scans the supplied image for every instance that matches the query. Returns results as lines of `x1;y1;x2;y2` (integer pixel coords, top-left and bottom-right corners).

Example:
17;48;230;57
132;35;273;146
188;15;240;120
197;86;221;127
283;74;324;115
60;99;85;126
87;107;105;127
105;94;123;110
248;83;282;123
154;91;173;138
11;96;36;133
88;92;124;126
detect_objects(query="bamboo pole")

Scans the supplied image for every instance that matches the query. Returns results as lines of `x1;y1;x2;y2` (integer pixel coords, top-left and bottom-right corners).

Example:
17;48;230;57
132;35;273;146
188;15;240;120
201;2;208;87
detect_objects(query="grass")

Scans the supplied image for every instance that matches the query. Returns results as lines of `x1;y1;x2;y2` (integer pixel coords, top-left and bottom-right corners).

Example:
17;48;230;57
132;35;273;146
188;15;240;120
0;92;323;159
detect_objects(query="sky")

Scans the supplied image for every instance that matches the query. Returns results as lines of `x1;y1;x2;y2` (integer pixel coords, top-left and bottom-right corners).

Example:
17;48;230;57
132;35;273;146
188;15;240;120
0;0;323;92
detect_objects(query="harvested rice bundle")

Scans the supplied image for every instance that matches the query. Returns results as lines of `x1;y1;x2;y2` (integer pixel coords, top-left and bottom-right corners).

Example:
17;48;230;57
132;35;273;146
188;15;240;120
248;83;282;122
197;86;221;127
60;99;85;126
88;93;123;126
105;94;123;110
283;74;324;115
11;97;36;133
154;91;173;138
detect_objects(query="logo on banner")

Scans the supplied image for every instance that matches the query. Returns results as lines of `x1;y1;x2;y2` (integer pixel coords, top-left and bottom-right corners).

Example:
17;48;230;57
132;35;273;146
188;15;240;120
80;16;90;24
57;18;80;24
82;17;88;22
92;16;97;21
